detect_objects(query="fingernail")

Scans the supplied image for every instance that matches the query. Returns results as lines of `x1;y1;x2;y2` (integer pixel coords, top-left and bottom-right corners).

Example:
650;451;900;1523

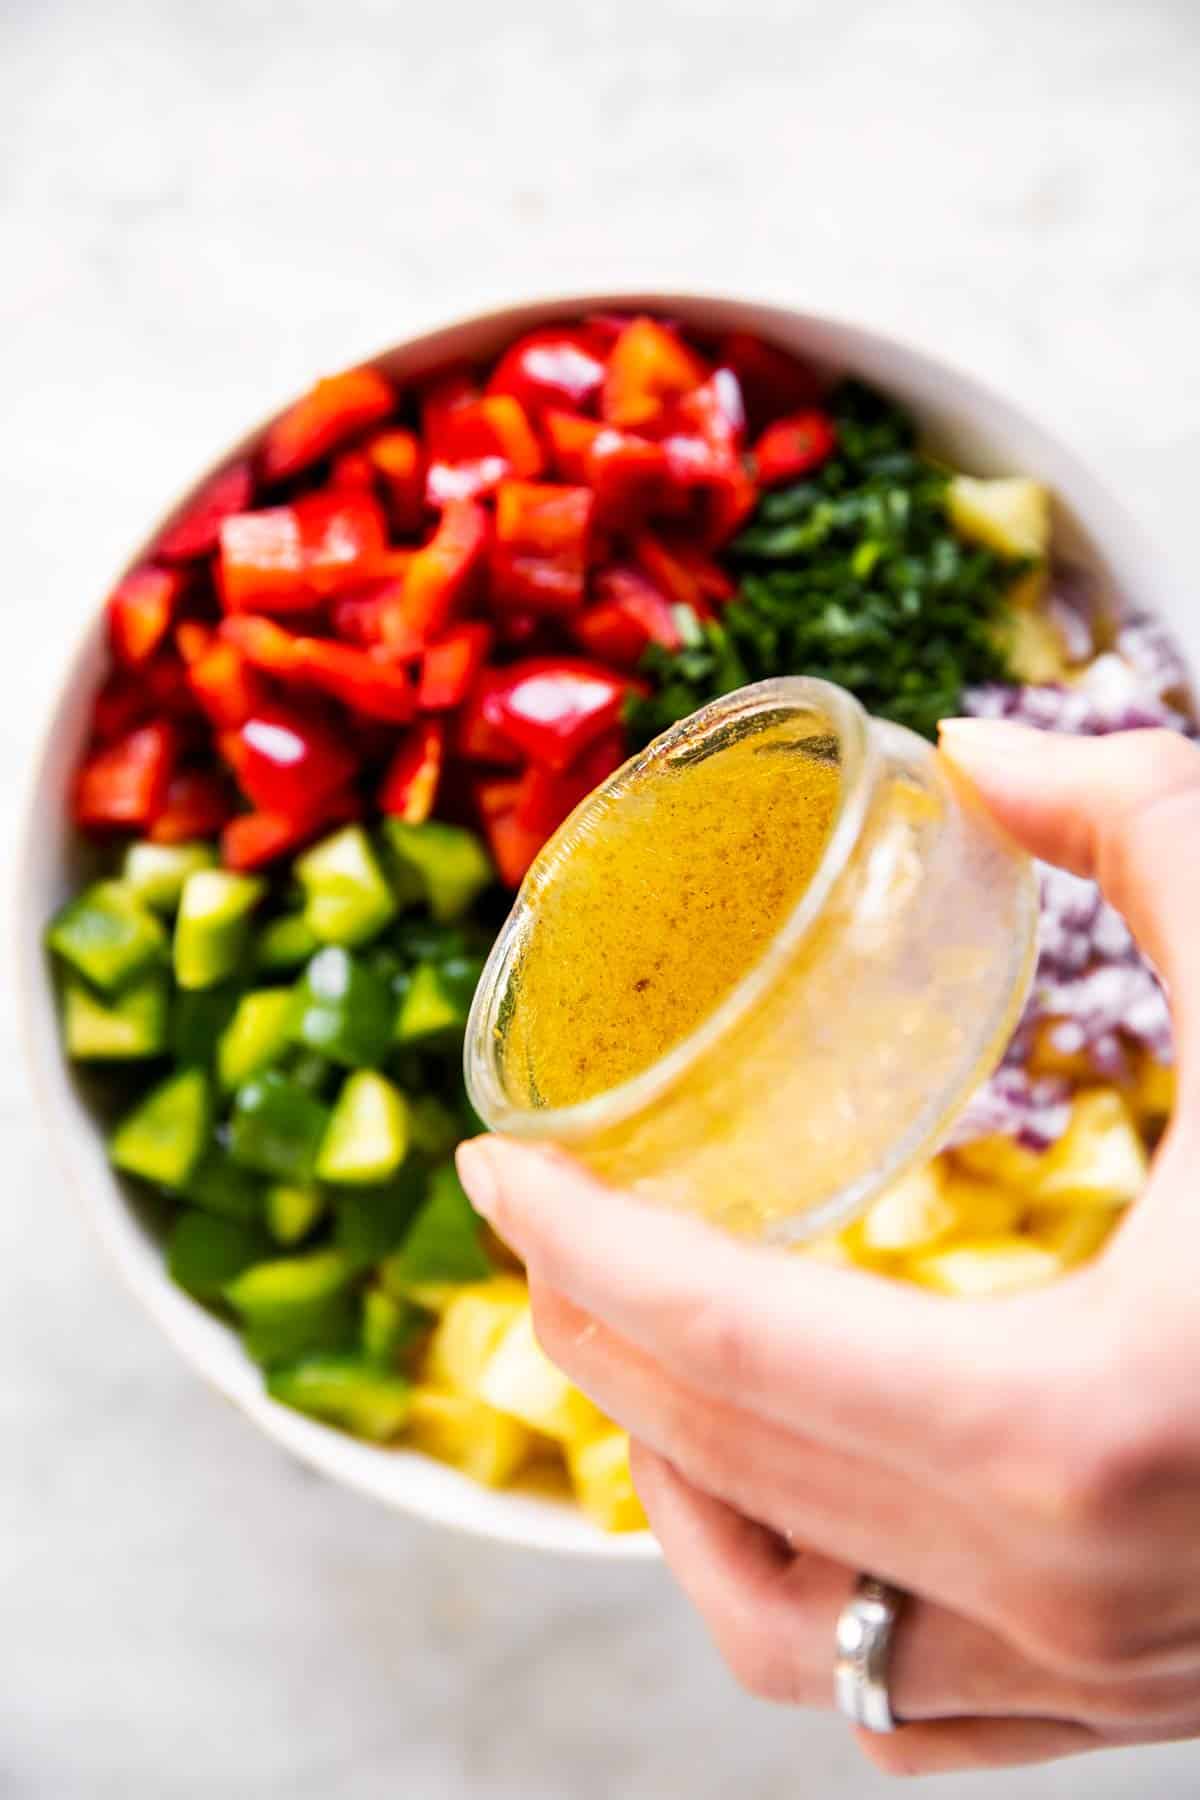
455;1137;501;1223
938;717;1041;769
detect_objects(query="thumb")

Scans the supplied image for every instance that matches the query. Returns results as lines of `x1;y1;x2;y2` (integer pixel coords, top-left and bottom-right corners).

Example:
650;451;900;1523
938;719;1200;1023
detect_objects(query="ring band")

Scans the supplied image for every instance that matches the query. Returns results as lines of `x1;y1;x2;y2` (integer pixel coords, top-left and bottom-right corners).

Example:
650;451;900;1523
834;1575;905;1733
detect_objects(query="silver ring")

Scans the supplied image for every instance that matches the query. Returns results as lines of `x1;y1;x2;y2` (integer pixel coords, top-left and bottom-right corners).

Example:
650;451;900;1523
834;1575;905;1733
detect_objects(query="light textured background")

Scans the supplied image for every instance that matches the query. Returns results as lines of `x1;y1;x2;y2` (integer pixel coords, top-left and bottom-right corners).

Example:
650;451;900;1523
3;1;1199;1794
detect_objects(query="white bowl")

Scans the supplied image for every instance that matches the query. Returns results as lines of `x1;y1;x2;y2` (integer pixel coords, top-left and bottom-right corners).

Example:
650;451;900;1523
17;293;1192;1557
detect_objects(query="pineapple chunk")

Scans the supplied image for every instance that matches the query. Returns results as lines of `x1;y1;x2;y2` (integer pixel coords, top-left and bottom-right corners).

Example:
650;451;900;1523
954;1132;1048;1193
907;1237;1063;1297
939;1169;1025;1239
566;1432;648;1533
1130;1050;1175;1128
861;1162;956;1253
1031;1089;1148;1208
999;604;1072;684
478;1307;607;1442
407;1386;534;1487
424;1278;530;1399
1029;1205;1123;1269
947;474;1051;560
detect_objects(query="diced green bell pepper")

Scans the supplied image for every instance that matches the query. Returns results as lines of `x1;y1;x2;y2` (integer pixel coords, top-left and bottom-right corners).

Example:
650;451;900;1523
316;1071;410;1186
266;1354;410;1441
109;1067;212;1190
217;989;295;1092
335;1168;425;1269
289;947;393;1068
265;1184;327;1247
183;1145;263;1224
171;982;239;1067
295;826;396;948
48;881;166;994
407;1094;462;1159
383;1162;490;1285
168;1211;264;1299
395;956;481;1043
361;1286;429;1365
62;969;169;1060
174;869;264;990
229;1071;331;1184
383;820;493;923
123;841;217;914
225;1248;356;1368
254;912;320;974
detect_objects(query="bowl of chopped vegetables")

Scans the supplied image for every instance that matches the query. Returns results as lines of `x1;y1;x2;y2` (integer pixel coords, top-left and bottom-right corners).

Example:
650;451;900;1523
20;293;1192;1556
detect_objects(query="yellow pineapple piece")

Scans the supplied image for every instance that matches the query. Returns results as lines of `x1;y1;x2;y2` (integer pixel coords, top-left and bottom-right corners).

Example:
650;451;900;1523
907;1237;1063;1297
1028;1205;1123;1269
999;604;1073;684
947;474;1051;560
566;1432;648;1533
424;1278;530;1399
479;1307;608;1442
939;1169;1026;1238
861;1161;956;1253
407;1386;534;1487
954;1132;1047;1192
1129;1050;1175;1129
1032;1089;1148;1208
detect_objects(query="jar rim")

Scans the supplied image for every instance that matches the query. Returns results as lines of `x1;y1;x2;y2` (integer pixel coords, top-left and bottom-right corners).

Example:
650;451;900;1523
463;677;879;1142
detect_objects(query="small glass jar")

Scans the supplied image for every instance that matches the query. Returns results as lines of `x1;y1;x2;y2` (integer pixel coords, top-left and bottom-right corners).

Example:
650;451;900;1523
465;678;1037;1243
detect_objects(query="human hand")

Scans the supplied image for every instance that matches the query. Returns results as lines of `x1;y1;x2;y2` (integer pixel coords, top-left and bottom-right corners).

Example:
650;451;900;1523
456;723;1200;1777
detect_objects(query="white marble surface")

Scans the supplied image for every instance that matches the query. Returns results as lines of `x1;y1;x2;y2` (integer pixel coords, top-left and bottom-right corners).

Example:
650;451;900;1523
4;1;1200;1793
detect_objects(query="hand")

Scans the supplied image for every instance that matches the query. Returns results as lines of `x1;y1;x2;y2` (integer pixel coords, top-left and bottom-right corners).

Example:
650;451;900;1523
456;722;1200;1778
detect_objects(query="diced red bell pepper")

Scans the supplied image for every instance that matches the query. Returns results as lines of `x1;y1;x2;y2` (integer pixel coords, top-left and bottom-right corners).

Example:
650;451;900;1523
91;673;149;744
473;774;523;825
543;410;602;482
261;367;395;483
480;657;630;772
73;722;176;831
141;652;201;722
155;459;256;562
148;768;235;843
586;427;670;524
175;621;214;666
188;641;269;728
219;706;358;816
221;789;361;872
752;410;838;485
716;332;825;433
456;670;526;766
487;327;608;417
572;567;682;668
330;448;376;490
426;396;544;506
655;368;757;543
366;429;426;535
491;480;594;613
601;316;709;430
219;492;388;612
381;499;489;650
513;727;625;836
418;623;493;711
107;566;185;668
633;531;734;611
379;718;446;822
330;590;387;647
218;616;416;723
420;369;479;452
478;801;546;889
670;368;746;456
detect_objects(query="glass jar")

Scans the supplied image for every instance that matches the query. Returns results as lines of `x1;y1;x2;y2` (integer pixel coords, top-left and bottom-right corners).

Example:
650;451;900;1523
465;678;1037;1243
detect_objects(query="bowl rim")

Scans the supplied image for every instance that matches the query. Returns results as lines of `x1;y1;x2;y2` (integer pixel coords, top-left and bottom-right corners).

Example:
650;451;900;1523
16;287;1187;1559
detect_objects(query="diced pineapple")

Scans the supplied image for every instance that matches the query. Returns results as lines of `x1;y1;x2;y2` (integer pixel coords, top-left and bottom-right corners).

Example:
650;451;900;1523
939;1169;1026;1239
424;1278;530;1399
954;1133;1047;1193
1130;1050;1176;1128
1028;1205;1123;1269
861;1162;956;1253
1027;1020;1097;1084
407;1386;534;1487
566;1432;648;1533
998;604;1072;684
1032;1089;1148;1208
478;1307;607;1442
907;1237;1063;1297
947;474;1051;560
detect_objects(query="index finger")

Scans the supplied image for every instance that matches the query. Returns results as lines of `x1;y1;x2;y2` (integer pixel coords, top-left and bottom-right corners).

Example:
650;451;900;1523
456;1135;1043;1485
